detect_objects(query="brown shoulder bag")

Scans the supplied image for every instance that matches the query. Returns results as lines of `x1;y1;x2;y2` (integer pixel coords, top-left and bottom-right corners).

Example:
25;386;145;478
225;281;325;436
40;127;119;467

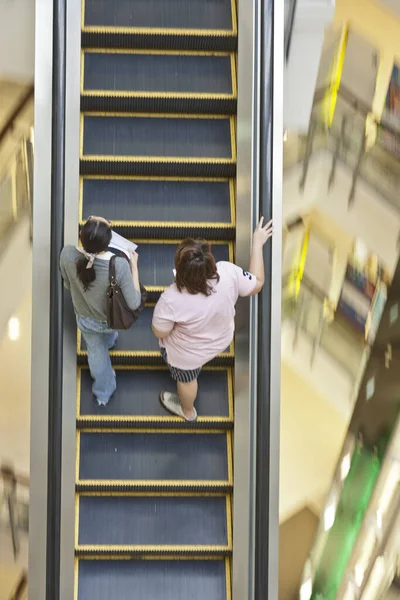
106;255;147;330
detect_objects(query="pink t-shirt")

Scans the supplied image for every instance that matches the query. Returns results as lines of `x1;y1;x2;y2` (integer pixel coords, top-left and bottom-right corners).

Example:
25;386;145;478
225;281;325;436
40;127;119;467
152;261;257;370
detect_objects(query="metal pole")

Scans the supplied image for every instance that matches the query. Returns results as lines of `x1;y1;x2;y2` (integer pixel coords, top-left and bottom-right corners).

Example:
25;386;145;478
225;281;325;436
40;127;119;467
328;115;347;190
348;131;366;208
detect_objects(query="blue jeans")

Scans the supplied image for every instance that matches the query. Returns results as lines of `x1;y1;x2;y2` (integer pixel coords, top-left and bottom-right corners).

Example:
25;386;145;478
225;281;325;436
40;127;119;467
77;316;118;405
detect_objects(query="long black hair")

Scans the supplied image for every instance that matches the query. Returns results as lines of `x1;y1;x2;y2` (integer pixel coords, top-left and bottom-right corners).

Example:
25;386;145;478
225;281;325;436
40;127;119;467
76;218;112;291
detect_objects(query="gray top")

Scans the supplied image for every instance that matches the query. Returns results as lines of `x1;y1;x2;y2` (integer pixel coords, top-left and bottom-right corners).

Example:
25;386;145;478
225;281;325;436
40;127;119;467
60;245;141;322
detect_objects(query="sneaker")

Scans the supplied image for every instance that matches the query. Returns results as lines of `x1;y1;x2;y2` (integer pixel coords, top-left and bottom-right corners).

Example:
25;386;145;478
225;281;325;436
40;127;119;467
160;391;197;422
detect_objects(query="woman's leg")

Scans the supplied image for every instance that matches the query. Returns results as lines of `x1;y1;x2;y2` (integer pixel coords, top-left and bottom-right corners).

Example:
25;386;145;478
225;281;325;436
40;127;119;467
82;330;116;404
78;317;117;405
177;380;198;419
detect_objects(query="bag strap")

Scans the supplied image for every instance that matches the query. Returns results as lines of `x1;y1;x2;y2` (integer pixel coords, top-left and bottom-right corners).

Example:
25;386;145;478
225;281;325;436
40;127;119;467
109;255;117;286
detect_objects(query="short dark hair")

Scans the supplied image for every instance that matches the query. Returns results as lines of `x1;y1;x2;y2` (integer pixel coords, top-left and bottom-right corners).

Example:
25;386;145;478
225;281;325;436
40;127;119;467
174;239;219;296
76;218;112;291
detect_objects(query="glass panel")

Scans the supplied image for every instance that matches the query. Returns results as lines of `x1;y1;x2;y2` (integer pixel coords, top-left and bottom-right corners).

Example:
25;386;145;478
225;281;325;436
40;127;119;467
0;171;14;238
0;137;32;243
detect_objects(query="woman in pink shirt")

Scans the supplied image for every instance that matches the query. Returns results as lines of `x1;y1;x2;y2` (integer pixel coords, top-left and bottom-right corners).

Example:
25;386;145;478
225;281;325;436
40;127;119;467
152;217;273;422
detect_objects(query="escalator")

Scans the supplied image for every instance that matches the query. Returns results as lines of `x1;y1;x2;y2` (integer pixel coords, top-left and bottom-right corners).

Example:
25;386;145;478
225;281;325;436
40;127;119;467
75;0;237;597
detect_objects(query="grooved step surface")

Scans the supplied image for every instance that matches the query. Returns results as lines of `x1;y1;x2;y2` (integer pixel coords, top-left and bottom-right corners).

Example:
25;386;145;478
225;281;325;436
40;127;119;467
82;179;232;223
84;0;234;31
79;432;229;481
136;242;230;287
80;307;157;352
84;53;233;95
82;116;232;159
78;495;228;546
79;369;230;417
78;560;227;600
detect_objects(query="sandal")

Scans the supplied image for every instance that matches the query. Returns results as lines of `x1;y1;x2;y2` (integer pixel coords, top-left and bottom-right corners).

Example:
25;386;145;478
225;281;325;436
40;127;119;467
160;391;197;422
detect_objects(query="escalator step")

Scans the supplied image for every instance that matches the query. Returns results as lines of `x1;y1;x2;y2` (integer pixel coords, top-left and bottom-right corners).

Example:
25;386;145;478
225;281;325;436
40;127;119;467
81;177;235;240
126;240;231;288
77;430;232;491
83;0;234;31
77;495;230;551
77;368;233;428
81;115;235;178
82;51;236;115
77;559;228;600
77;306;234;367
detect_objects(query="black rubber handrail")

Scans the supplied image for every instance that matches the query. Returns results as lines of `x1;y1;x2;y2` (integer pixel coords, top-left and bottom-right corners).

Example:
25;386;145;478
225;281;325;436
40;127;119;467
0;85;33;148
254;0;274;597
46;0;66;597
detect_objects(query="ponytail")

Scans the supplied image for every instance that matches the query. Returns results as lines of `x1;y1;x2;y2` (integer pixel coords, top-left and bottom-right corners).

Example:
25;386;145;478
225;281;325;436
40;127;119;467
76;256;96;291
76;217;112;291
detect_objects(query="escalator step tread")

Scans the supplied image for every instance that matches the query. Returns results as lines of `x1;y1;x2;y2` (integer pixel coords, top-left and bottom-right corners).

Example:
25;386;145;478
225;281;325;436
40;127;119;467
80;306;157;352
79;368;231;418
82;179;232;224
78;431;229;482
84;0;234;31
122;241;230;288
82;115;233;159
78;495;228;546
78;559;227;600
83;52;233;95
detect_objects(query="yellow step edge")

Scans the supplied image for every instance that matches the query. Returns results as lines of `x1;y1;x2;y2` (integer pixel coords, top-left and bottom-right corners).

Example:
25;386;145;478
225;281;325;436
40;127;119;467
81;110;235;119
75;555;229;562
76;544;231;553
83;48;235;57
80;174;233;181
81;26;237;37
79;220;236;229
75;480;232;490
77;345;235;360
77;427;233;434
76;491;230;498
226;555;232;600
82;91;236;99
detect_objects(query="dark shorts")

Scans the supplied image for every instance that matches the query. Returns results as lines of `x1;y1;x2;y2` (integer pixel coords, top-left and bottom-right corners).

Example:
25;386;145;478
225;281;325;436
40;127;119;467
160;347;201;383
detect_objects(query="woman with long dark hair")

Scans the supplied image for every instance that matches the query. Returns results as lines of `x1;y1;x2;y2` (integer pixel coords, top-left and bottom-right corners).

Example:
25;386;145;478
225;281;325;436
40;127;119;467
152;217;273;421
60;216;141;405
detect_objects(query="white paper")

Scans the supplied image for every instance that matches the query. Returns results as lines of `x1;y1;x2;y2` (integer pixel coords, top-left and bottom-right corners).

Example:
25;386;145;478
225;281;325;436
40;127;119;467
109;231;137;259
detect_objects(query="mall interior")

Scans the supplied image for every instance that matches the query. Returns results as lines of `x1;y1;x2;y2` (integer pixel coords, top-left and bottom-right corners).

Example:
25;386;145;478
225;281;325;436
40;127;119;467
1;0;400;599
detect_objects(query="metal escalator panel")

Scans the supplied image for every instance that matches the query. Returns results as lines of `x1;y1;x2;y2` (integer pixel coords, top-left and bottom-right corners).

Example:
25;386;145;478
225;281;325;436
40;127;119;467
75;0;237;597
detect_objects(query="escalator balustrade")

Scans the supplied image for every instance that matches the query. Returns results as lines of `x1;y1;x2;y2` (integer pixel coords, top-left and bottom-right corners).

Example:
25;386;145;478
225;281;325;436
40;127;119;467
76;0;237;597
